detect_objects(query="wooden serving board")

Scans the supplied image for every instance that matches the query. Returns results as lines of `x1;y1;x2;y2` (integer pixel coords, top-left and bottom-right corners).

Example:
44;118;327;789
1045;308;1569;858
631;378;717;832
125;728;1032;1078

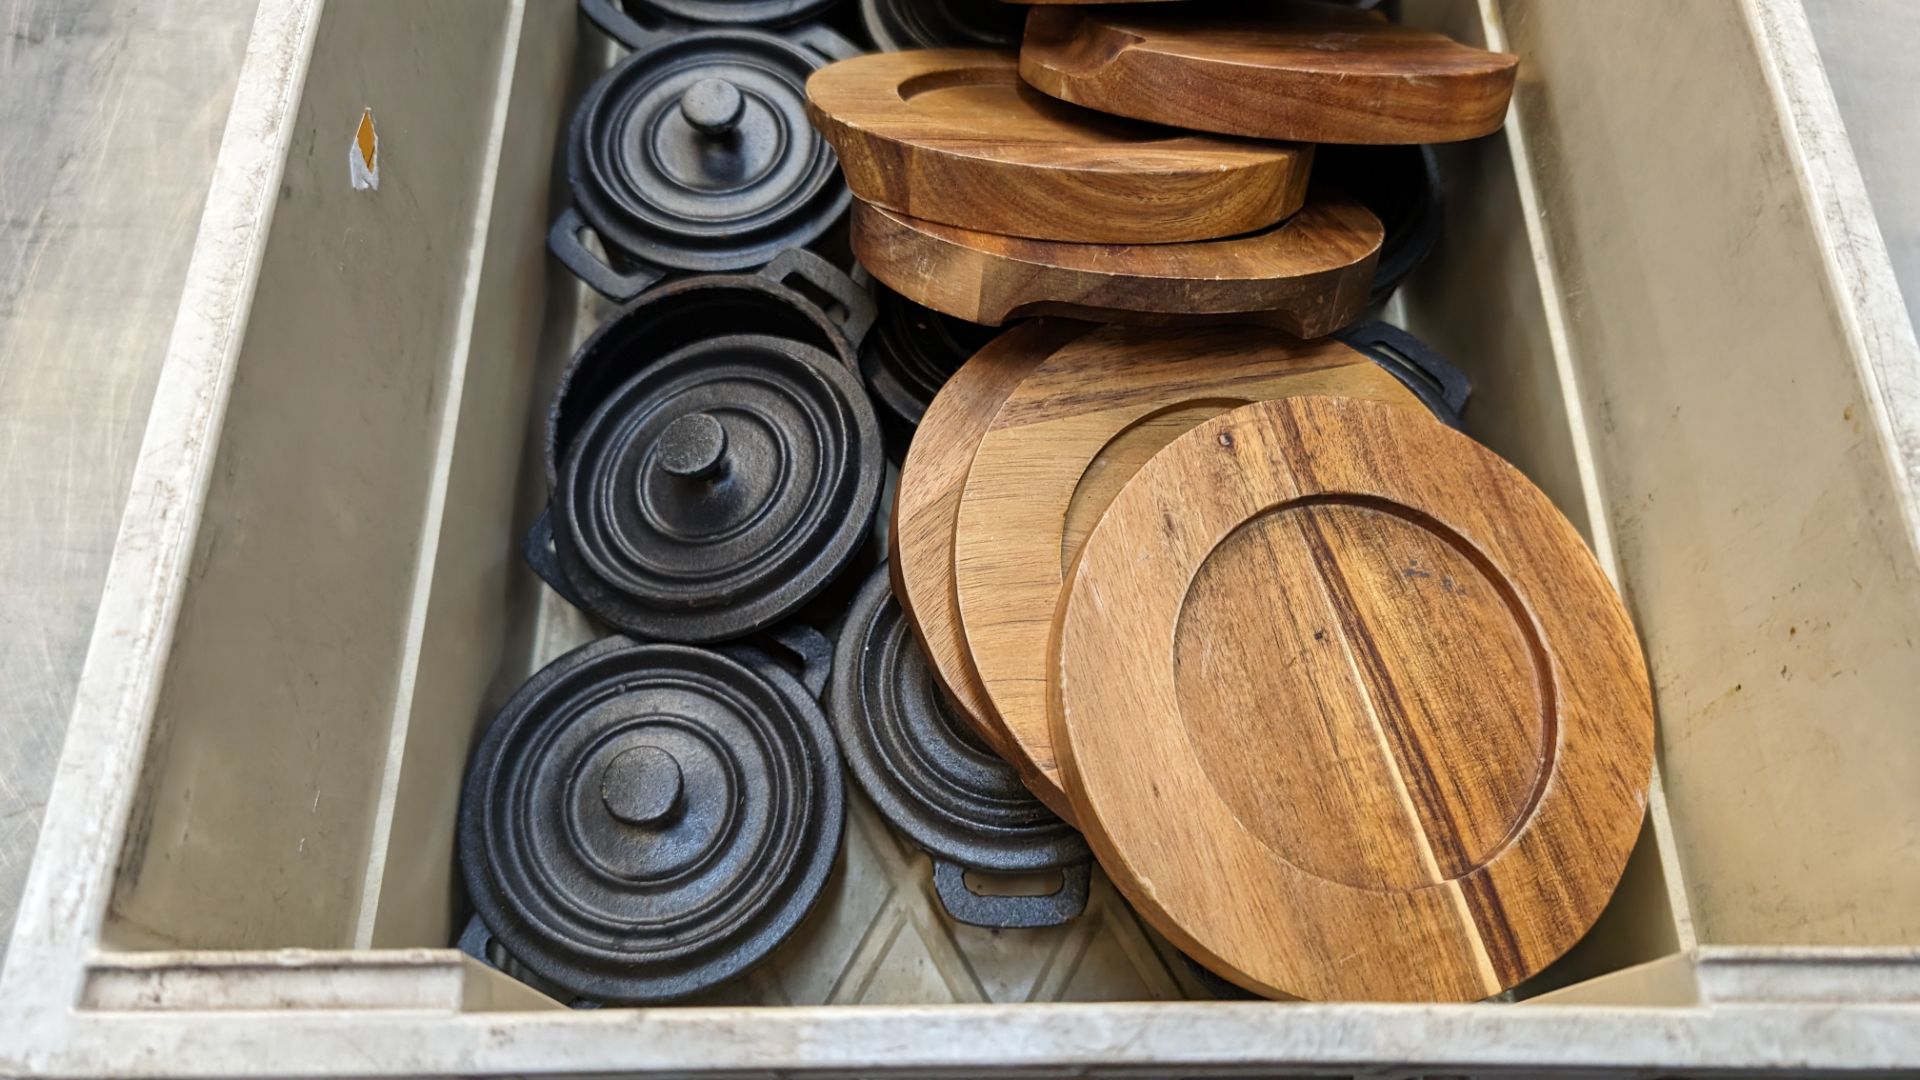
1020;2;1519;145
807;50;1311;244
1053;396;1654;1002
951;326;1422;812
851;195;1380;334
889;319;1092;820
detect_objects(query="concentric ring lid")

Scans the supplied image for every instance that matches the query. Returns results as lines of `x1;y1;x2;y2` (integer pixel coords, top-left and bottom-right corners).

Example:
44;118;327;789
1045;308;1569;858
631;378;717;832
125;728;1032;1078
830;565;1090;928
549;334;882;643
860;281;998;455
1054;397;1653;1001
569;27;849;274
832;565;1086;872
459;637;845;1004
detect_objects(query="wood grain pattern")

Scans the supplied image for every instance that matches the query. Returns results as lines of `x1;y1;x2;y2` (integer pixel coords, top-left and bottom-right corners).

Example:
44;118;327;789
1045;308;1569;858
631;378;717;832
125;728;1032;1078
1020;2;1519;145
952;328;1422;812
889;319;1093;821
807;50;1310;244
1052;397;1653;1002
850;195;1380;333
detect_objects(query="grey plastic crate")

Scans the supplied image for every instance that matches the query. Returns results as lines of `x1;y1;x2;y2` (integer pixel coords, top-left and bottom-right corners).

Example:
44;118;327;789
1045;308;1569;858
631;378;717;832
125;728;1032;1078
2;0;1917;1076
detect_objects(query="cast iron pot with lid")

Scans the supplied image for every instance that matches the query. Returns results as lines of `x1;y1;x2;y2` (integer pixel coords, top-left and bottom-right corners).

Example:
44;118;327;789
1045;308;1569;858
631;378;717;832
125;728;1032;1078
457;632;844;1004
856;270;998;461
1335;319;1473;428
583;0;842;31
527;331;884;644
859;0;1024;50
829;565;1091;928
542;247;875;494
552;1;858;301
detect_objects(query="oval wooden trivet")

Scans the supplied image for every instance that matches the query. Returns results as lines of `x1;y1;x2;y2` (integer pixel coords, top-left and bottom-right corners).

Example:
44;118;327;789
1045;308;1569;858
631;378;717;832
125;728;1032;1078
952;326;1423;811
850;194;1380;334
889;319;1092;820
1053;396;1653;1002
807;50;1311;244
1020;2;1519;145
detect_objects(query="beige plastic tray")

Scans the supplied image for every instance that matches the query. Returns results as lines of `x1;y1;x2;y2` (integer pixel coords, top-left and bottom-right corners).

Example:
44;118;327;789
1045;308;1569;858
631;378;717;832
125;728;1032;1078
3;0;1918;1075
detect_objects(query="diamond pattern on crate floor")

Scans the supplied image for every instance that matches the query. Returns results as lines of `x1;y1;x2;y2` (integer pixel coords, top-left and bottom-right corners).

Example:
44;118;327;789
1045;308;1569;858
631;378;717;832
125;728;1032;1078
524;591;1210;1005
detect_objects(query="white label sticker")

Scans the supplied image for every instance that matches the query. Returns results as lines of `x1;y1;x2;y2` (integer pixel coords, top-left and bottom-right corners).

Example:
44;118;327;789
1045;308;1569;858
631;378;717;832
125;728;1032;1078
349;107;379;191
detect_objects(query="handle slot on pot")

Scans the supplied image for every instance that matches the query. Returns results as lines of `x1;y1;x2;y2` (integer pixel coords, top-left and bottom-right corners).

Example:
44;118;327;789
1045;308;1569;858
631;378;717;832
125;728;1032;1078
728;623;835;701
549;207;667;303
931;859;1091;930
1336;320;1473;427
761;249;878;350
781;21;860;62
521;507;593;612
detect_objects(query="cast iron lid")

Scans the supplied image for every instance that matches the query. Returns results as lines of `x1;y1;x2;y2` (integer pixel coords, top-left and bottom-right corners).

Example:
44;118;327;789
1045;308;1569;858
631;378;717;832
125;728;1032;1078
859;277;998;454
558;12;853;290
1317;144;1445;304
1335;319;1473;429
829;564;1090;928
540;333;883;644
543;249;876;492
585;0;842;31
458;635;845;1004
860;0;1024;50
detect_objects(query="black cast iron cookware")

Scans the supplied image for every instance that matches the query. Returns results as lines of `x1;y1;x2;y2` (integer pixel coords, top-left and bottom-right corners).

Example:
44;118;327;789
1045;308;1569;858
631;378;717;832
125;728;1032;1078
528;332;884;645
458;633;843;1004
829;565;1090;929
552;6;858;300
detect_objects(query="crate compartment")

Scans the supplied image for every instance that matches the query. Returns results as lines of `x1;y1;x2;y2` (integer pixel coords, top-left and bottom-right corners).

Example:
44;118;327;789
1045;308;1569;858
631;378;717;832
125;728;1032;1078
4;0;1918;1074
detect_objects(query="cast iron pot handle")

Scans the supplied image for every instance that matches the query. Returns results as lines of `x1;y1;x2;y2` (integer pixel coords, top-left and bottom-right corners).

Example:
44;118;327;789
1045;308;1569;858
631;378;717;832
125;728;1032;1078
1335;320;1473;428
457;915;598;1009
746;623;835;701
931;859;1091;929
578;0;670;51
521;506;592;612
549;206;665;303
760;248;878;350
782;21;861;62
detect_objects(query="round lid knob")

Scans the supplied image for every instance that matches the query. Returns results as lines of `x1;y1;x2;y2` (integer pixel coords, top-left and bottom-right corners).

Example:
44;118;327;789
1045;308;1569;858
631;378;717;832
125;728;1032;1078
655;412;730;480
601;746;684;826
679;77;746;135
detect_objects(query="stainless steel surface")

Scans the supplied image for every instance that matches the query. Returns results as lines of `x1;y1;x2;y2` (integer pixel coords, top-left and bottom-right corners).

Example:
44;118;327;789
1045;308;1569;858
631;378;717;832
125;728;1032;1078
1805;0;1920;329
0;0;255;957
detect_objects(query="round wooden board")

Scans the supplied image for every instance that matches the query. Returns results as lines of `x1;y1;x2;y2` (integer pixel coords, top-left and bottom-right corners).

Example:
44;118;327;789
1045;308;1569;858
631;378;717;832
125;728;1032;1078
807;50;1311;244
888;319;1092;821
1019;3;1519;145
1053;397;1654;1002
952;326;1424;812
850;195;1380;334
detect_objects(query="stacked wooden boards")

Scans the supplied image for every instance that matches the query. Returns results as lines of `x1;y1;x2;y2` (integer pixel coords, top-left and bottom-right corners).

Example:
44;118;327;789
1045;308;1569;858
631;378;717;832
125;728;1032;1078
815;3;1652;1006
807;1;1519;327
890;322;1654;1003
